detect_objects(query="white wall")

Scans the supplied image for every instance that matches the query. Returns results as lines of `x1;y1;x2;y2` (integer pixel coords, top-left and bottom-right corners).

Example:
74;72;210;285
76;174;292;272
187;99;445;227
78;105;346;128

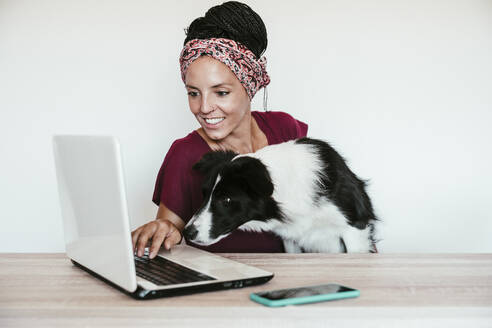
1;0;491;253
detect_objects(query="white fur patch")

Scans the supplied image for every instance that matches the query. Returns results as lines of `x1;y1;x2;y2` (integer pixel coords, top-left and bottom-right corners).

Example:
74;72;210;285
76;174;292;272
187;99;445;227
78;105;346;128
185;176;223;245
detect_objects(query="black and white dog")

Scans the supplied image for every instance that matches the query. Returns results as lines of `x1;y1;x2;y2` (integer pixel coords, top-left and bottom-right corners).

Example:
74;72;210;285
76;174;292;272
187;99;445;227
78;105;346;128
183;137;378;253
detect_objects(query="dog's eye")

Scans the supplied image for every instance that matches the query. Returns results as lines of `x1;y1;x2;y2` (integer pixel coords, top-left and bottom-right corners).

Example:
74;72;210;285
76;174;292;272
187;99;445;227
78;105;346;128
222;197;231;206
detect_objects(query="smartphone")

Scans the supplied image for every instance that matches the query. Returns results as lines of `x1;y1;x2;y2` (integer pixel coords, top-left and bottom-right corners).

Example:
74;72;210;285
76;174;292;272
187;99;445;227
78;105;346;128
250;283;360;307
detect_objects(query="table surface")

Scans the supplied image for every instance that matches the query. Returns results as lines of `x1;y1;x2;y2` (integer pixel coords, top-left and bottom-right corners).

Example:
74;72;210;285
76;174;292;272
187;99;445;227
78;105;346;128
1;253;492;327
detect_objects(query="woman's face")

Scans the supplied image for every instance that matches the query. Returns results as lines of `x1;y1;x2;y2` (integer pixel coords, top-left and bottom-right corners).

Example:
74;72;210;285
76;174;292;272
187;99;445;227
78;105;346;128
185;56;251;141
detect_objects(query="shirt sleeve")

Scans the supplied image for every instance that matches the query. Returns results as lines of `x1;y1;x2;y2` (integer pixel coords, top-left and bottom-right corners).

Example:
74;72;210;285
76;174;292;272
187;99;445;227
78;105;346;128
294;116;308;138
275;111;309;141
152;139;194;223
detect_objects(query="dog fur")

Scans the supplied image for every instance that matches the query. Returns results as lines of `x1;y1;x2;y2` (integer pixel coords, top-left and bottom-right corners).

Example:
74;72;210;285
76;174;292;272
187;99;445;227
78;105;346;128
183;137;378;253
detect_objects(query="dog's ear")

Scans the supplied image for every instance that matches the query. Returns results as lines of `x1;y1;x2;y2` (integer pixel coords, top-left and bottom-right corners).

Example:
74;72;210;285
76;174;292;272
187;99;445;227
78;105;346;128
232;157;274;198
192;150;238;175
193;150;238;198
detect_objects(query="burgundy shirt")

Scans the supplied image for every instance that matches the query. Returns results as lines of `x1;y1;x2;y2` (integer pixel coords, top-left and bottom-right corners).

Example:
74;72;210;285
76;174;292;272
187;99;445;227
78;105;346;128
152;110;308;252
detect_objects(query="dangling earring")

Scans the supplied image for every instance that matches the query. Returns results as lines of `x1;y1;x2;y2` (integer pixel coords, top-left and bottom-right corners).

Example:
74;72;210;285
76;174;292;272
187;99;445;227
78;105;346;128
263;86;268;112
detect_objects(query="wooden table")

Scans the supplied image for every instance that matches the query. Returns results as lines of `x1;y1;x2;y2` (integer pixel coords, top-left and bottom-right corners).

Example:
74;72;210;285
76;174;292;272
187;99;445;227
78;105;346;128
1;253;491;327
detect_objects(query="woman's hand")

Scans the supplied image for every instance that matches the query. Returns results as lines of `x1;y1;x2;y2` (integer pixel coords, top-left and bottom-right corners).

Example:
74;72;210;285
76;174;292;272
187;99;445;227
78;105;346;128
131;218;183;259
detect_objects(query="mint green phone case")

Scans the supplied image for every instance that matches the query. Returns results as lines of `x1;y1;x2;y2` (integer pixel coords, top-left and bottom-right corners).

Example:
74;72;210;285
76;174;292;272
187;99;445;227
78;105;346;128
250;285;360;307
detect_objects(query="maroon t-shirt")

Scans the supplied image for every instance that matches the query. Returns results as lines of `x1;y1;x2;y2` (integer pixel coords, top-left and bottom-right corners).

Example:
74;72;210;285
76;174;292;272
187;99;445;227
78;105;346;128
152;110;308;252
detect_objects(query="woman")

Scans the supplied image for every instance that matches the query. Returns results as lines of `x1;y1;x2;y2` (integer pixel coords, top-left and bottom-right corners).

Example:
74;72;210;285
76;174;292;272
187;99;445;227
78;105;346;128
132;1;308;259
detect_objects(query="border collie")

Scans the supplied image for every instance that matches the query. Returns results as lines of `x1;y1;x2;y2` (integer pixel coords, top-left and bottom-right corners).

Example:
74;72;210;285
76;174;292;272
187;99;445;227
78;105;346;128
183;137;378;253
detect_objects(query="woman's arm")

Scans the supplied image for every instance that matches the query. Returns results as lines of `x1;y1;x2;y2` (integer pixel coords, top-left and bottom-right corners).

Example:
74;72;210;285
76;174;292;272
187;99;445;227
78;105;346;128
131;203;185;259
156;203;186;231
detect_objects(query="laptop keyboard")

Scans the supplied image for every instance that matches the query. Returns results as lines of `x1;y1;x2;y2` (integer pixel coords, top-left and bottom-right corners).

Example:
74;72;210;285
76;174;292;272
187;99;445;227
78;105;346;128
134;253;216;286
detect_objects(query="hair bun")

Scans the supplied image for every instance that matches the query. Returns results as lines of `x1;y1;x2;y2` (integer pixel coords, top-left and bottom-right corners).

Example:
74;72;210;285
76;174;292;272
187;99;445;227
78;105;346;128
184;1;267;59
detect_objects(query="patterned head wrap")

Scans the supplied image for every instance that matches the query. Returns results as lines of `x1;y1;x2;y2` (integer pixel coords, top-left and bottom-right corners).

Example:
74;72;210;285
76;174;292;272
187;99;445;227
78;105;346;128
179;38;270;100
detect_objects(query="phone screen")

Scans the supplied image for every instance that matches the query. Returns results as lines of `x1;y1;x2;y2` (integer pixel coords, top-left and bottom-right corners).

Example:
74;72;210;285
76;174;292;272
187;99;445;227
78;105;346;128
254;283;356;301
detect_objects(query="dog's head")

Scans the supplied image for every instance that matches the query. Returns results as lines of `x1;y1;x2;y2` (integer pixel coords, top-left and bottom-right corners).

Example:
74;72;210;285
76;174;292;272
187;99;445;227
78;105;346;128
183;150;279;245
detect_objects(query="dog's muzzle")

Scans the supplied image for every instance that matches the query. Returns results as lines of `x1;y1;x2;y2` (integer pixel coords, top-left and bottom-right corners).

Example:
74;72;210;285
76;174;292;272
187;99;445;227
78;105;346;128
183;225;199;242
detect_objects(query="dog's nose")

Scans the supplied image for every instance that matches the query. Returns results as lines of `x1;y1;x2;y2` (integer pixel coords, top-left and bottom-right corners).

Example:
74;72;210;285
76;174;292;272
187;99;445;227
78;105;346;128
183;225;198;241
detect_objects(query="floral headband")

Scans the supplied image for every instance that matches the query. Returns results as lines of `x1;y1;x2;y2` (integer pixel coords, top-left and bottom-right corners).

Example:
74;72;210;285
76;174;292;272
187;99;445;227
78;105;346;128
179;38;271;101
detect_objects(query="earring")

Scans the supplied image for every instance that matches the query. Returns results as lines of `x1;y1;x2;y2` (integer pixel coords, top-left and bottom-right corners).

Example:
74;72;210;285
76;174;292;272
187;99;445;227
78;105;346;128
263;86;268;112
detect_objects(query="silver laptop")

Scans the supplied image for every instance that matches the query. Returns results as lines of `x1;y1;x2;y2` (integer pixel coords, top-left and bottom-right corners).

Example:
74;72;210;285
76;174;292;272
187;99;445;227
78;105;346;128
52;135;274;299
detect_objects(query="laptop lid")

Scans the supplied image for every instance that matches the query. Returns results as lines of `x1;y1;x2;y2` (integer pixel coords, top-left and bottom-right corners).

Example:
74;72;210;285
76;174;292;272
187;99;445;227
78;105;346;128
52;135;137;292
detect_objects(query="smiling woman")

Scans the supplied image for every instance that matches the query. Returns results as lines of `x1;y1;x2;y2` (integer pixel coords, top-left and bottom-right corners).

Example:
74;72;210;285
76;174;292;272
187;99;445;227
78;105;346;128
131;1;308;257
184;56;253;146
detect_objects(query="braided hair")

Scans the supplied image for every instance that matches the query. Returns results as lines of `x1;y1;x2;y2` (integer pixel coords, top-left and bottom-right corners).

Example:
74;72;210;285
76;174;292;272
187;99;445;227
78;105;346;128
183;1;268;59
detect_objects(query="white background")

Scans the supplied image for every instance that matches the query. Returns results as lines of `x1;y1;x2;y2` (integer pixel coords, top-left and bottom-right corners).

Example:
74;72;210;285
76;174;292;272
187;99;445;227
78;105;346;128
1;0;491;253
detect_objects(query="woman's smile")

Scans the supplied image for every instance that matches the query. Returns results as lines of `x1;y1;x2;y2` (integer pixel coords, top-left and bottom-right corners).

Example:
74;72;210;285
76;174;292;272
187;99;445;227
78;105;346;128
202;116;226;129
